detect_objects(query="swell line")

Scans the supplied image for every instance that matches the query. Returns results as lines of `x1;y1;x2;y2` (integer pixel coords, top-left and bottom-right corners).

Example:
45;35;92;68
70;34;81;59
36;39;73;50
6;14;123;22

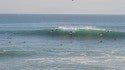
0;26;125;39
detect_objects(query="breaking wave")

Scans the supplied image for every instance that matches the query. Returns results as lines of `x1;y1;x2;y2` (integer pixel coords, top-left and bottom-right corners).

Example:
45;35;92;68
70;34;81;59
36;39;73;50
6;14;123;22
1;26;125;38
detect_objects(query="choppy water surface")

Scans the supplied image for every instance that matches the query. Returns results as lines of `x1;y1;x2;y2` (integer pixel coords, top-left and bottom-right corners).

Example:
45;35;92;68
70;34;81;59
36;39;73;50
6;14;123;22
0;14;125;70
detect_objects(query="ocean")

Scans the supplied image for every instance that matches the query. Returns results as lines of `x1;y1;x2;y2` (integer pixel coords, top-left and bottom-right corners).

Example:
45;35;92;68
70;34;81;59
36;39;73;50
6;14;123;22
0;14;125;70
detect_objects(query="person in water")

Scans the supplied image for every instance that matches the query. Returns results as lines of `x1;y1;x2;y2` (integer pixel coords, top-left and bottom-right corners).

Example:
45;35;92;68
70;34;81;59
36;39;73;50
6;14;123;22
51;30;54;32
69;31;73;38
23;41;26;43
99;40;103;43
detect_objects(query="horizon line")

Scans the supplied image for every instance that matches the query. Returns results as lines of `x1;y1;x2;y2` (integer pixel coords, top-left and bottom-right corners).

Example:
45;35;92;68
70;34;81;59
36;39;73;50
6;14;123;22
0;13;125;15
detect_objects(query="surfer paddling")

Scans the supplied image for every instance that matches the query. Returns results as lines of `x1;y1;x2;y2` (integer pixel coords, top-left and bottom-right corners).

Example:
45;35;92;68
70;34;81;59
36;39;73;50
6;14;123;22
51;30;54;32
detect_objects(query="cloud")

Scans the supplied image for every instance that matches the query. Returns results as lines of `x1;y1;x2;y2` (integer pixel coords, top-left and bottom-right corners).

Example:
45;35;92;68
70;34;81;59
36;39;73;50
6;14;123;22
0;0;125;14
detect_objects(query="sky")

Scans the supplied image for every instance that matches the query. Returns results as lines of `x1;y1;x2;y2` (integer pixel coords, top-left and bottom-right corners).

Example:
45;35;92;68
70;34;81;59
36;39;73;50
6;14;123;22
0;0;125;14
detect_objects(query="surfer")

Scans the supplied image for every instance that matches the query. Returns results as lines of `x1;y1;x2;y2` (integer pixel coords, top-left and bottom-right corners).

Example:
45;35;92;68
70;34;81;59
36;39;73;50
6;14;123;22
69;31;73;37
8;41;11;43
106;30;111;33
60;44;63;46
99;40;103;43
72;0;74;1
51;30;54;32
69;31;73;34
23;41;26;43
55;29;58;31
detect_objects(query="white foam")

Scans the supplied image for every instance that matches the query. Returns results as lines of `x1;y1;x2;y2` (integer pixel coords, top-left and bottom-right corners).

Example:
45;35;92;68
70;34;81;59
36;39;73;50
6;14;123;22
104;56;125;62
27;56;98;64
58;26;106;31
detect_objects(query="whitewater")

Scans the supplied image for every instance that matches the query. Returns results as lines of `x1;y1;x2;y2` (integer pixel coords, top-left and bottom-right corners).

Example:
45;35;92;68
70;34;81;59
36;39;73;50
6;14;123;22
0;14;125;70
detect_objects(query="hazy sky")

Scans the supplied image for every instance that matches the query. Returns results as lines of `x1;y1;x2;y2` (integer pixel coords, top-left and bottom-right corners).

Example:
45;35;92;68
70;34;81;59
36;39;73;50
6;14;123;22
0;0;125;14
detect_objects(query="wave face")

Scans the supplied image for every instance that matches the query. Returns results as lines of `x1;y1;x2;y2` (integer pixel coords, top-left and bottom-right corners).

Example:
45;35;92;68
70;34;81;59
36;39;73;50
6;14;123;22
0;50;35;57
1;26;125;39
1;15;125;70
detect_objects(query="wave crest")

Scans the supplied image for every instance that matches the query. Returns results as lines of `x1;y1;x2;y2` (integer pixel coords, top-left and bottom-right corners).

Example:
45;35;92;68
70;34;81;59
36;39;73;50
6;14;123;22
1;26;125;39
58;26;106;31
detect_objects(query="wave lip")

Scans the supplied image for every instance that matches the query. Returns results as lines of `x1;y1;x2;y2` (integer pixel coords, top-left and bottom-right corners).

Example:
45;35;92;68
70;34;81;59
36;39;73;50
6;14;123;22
58;26;106;31
44;26;125;39
0;26;125;39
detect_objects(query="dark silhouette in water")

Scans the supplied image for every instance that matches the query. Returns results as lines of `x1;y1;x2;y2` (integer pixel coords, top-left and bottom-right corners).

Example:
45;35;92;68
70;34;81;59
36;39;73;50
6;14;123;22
51;30;54;32
72;0;74;1
69;31;73;38
99;33;103;43
60;44;63;46
8;41;11;43
99;40;103;43
107;30;110;32
23;41;26;43
69;31;73;34
55;29;58;31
